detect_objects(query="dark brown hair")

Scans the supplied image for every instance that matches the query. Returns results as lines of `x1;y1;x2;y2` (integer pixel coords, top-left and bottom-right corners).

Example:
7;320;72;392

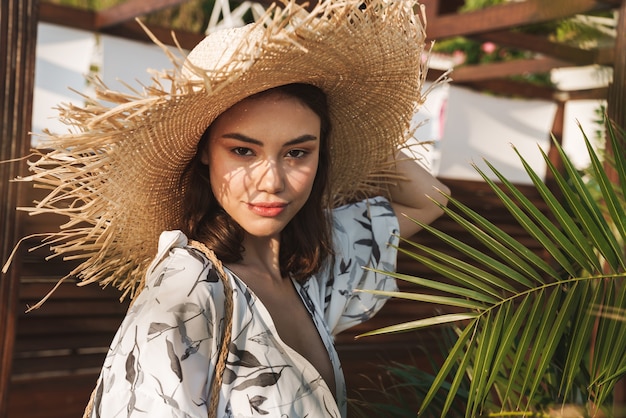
180;83;332;282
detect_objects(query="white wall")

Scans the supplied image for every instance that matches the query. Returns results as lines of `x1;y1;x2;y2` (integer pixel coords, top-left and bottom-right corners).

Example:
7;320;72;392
100;33;176;94
32;23;95;138
32;23;177;142
411;67;608;182
436;86;557;184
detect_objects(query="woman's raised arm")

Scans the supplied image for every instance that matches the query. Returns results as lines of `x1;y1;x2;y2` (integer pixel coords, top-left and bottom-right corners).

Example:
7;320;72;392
388;150;450;239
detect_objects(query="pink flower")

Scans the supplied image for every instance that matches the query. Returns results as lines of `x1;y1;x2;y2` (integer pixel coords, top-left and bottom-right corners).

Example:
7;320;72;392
481;42;497;54
452;50;466;65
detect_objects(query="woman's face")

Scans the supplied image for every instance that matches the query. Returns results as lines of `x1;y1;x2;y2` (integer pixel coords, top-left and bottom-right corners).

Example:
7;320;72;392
202;92;321;240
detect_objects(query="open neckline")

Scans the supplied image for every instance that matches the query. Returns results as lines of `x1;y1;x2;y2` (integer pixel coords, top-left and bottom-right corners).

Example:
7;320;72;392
222;266;340;401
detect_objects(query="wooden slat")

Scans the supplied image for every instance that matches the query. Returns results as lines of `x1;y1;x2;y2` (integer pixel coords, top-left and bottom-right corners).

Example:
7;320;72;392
15;316;123;337
474;30;600;66
426;0;617;40
14;333;117;352
39;2;95;31
37;2;203;49
7;374;97;418
12;352;105;375
17;298;126;317
451;56;573;83
18;280;123;300
561;87;610;101
95;0;189;29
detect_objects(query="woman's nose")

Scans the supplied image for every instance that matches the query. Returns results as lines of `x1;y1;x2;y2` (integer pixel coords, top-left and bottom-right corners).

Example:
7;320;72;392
257;160;285;193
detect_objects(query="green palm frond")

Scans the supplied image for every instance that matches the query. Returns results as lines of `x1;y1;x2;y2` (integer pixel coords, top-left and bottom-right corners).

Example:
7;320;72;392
361;117;626;417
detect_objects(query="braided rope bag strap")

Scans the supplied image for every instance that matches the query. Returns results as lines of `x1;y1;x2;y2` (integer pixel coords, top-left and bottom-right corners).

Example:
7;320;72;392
82;240;234;418
189;240;234;418
82;387;96;418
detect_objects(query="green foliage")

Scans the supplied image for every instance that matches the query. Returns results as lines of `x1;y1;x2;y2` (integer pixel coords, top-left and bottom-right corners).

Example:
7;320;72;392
143;0;215;33
44;0;255;32
360;117;626;417
44;0;124;11
553;13;616;49
460;0;506;13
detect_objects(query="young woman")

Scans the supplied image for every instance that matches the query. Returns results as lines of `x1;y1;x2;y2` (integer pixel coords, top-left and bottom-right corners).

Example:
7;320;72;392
11;1;448;416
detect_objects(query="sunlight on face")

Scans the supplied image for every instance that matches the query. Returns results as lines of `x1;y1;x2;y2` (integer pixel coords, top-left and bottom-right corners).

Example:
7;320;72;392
202;92;321;240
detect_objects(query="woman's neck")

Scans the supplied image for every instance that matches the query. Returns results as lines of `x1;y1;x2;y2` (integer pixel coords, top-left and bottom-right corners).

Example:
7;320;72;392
232;234;283;283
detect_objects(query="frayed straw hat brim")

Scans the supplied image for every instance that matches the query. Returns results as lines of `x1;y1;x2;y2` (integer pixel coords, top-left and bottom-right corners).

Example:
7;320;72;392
17;0;430;300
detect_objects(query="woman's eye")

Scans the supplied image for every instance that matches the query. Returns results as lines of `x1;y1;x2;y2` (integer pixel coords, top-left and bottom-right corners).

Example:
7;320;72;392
232;147;253;156
286;149;307;159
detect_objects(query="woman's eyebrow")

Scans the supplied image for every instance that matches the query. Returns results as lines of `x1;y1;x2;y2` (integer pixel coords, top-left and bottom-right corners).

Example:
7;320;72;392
221;133;319;146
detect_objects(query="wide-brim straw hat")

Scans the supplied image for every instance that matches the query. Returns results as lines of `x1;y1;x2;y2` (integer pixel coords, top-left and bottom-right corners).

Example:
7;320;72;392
12;0;431;301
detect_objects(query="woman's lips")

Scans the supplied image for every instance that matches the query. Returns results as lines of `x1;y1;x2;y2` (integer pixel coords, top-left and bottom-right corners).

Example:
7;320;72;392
247;202;287;217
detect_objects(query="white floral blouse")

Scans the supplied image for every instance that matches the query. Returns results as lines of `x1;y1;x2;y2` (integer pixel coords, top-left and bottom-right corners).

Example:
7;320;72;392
89;197;399;418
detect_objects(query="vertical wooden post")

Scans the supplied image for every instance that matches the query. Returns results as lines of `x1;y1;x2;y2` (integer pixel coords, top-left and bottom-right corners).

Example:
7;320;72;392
605;0;626;180
545;99;566;184
607;0;626;133
606;1;626;415
0;0;39;415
